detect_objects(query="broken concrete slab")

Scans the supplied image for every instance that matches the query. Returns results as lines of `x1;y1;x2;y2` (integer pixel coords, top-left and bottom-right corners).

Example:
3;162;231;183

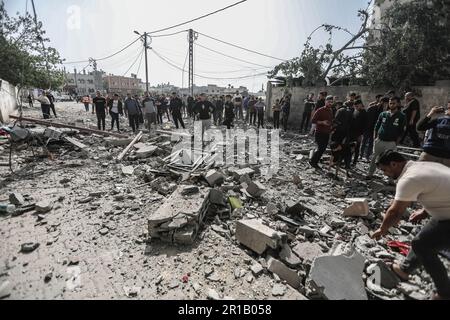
209;189;225;206
343;198;369;217
267;257;301;289
307;247;368;300
9;193;25;206
136;145;158;159
0;281;11;299
35;199;54;213
148;186;209;245
279;243;302;268
285;200;306;216
246;181;266;198
105;138;133;147
232;168;255;180
64;136;88;150
235;219;286;255
292;242;324;263
205;170;225;187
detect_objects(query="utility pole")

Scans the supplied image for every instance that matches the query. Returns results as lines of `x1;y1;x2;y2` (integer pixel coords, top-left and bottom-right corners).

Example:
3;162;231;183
144;32;149;93
188;29;194;97
135;31;151;93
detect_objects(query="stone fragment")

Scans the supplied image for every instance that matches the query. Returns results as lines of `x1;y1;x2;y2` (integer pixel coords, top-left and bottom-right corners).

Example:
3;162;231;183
307;248;368;300
235;219;286;255
121;166;134;176
343;198;369;217
250;263;264;276
205;170;225;186
292;242;324;263
136;145;158;159
267;257;301;289
246;181;266;198
272;284;286;297
9;193;24;206
35;200;54;213
279;243;302;268
20;242;39;253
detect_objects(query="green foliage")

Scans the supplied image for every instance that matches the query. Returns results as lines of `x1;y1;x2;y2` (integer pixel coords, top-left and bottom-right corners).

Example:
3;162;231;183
0;2;64;89
362;0;450;89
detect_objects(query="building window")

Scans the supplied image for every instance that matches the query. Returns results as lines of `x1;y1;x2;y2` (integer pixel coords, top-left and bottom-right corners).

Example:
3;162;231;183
88;80;94;84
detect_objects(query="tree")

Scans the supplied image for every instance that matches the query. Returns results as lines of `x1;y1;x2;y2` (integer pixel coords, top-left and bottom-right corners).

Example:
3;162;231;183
362;0;450;90
269;7;372;86
0;2;64;92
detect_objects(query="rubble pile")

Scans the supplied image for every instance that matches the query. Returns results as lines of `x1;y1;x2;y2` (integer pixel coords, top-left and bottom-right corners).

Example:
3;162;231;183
0;105;447;300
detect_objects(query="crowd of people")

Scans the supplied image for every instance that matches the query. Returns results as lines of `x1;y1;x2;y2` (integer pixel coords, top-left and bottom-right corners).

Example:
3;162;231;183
62;91;271;134
302;90;450;180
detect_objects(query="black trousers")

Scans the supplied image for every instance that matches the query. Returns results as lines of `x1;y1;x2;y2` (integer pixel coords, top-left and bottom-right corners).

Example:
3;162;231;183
110;112;120;131
128;114;140;133
401;219;450;297
249;112;257;125
97;110;106;131
282;112;289;131
173;112;185;129
257;112;264;128
300;111;311;132
401;124;421;148
310;132;330;166
41;104;50;119
273;111;280;129
49;103;57;117
353;137;361;164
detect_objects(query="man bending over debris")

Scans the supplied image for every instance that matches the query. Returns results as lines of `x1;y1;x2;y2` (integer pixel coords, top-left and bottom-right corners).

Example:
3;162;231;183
372;150;450;300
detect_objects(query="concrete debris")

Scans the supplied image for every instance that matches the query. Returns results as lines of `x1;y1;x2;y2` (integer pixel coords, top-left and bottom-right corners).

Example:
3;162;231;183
343;198;369;217
136;145;158;159
307;247;368;300
232;168;255;180
121;166;135;176
148;186;209;245
366;261;400;290
35;199;54;213
235;219;287;255
207;288;221;300
279;243;302;268
267;257;301;289
250;263;264;276
0;281;11;299
292;242;324;264
271;284;287;297
181;185;199;196
245;181;266;198
285;200;306;216
20;242;39;253
205;170;225;187
9;193;25;206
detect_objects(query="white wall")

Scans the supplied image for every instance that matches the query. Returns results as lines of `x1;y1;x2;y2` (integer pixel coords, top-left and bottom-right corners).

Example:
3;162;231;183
0;79;18;123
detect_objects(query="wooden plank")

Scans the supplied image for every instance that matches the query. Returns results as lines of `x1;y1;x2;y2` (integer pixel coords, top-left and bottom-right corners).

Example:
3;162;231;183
117;131;143;161
64;137;87;150
9;115;128;138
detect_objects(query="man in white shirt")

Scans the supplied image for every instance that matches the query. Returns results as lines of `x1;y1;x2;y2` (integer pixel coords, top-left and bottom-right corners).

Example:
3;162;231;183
37;90;51;119
372;150;450;300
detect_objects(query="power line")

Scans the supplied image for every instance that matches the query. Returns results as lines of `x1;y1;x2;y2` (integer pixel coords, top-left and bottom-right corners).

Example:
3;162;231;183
63;37;141;64
152;49;268;80
136;47;145;76
151;29;189;38
122;48;144;77
148;0;247;34
196;31;287;62
195;42;272;68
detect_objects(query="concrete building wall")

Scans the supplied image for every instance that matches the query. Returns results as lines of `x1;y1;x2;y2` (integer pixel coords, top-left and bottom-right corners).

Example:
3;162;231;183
0;79;18;123
265;82;450;129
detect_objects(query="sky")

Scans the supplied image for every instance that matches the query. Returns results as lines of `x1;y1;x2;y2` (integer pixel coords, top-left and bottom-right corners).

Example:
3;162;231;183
4;0;372;92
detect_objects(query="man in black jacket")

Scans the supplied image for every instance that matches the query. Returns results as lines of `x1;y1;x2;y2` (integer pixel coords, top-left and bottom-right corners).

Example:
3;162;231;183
301;94;315;133
400;92;421;148
93;91;107;131
351;100;368;165
193;93;214;137
170;92;185;129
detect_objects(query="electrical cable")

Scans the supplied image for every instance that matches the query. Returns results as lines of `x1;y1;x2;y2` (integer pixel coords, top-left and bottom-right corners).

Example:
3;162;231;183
63;37;141;64
151;49;268;80
196;31;287;62
194;42;272;68
148;0;247;34
121;48;144;77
